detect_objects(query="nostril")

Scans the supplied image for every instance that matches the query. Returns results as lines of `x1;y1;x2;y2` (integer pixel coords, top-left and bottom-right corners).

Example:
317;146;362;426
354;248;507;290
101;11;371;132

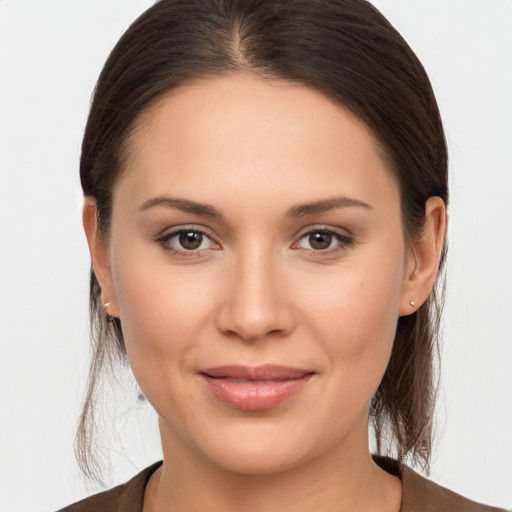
214;265;295;341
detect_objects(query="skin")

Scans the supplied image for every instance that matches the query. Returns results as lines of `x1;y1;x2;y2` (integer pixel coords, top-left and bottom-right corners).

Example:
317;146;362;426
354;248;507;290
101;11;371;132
84;75;446;512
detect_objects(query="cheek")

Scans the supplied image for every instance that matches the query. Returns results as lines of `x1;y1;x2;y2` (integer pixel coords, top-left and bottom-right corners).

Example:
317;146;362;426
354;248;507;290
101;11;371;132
296;251;405;397
110;249;215;394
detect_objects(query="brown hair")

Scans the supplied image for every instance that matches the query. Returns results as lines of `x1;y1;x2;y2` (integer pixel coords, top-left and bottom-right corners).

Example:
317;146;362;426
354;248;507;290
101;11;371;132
77;0;448;483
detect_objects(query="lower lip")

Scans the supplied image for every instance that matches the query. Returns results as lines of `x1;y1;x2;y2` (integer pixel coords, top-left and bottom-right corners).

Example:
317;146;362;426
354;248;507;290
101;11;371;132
201;374;313;411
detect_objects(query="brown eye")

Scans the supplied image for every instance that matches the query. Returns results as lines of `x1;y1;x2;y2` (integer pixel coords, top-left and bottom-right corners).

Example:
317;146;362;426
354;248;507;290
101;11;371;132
308;231;333;250
294;228;353;253
159;228;218;255
179;231;203;250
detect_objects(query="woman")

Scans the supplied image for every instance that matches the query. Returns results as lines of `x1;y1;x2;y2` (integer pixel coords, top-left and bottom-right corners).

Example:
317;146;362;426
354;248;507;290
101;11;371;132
58;0;507;510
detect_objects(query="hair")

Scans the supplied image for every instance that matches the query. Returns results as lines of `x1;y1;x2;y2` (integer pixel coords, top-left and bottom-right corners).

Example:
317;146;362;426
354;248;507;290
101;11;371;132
76;0;448;483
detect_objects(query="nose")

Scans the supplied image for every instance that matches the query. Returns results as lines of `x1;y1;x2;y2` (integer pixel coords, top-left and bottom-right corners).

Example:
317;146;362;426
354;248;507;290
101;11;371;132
215;249;295;343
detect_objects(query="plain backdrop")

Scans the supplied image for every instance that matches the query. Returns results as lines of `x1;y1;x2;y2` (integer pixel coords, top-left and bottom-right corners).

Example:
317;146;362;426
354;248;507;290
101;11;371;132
0;1;511;510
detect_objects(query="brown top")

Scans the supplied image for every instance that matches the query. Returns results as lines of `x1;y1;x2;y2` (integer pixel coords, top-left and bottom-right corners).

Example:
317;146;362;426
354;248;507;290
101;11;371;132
58;458;508;512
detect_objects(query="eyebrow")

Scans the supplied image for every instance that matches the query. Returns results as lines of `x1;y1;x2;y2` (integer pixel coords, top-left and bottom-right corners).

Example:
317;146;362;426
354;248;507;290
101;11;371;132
138;196;223;218
138;194;371;219
285;196;372;218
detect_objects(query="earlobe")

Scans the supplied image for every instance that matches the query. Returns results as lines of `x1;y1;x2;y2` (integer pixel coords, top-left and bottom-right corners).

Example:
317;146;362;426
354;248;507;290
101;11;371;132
82;197;120;317
399;196;446;316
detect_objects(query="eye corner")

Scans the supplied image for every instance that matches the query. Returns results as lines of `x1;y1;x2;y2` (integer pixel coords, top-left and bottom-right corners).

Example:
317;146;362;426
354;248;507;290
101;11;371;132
156;226;221;257
292;226;355;254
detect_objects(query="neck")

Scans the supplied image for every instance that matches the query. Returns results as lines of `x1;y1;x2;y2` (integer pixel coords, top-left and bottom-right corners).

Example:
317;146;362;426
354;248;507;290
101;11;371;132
144;420;401;512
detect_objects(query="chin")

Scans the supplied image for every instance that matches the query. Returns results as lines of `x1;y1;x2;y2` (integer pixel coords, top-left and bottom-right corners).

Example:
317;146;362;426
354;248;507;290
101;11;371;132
205;441;313;475
184;416;347;476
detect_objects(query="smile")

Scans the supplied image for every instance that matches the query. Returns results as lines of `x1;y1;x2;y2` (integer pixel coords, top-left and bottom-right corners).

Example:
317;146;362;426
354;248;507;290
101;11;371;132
199;365;315;411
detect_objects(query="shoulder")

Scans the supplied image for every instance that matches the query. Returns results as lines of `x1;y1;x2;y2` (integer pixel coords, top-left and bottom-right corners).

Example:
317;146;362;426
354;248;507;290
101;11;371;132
401;463;508;512
56;461;162;512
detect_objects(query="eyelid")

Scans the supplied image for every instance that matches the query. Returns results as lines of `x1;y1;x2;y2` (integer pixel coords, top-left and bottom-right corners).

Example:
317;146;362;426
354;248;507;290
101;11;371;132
154;223;354;256
291;225;355;252
292;224;353;241
154;223;217;239
156;225;221;254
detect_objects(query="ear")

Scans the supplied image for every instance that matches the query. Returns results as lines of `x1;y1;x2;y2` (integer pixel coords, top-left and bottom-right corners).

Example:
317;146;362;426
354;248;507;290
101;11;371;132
82;197;120;317
399;196;446;316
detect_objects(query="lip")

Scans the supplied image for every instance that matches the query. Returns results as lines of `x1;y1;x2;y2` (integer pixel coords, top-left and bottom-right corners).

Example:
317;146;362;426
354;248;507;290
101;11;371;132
199;365;315;411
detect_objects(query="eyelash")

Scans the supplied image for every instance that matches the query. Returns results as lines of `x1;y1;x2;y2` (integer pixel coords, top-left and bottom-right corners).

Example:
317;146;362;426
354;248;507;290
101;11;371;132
157;227;219;258
156;226;354;257
293;228;355;255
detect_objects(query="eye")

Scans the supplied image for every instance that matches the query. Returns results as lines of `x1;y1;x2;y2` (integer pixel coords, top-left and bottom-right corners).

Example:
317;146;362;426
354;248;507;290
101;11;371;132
158;228;218;254
176;230;206;250
294;229;353;252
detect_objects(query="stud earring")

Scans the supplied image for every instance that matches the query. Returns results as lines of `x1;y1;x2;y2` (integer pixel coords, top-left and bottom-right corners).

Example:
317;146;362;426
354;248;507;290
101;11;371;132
409;300;416;307
103;302;116;323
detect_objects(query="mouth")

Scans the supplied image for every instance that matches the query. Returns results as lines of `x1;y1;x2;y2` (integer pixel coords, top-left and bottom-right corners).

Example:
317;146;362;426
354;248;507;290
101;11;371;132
199;365;315;411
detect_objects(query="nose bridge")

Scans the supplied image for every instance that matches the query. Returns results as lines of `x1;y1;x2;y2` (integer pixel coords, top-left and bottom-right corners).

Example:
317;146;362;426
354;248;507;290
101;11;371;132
217;243;292;341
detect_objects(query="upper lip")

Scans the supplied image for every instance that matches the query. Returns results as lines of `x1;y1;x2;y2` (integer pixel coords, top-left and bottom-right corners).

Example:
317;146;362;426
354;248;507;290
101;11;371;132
200;364;313;381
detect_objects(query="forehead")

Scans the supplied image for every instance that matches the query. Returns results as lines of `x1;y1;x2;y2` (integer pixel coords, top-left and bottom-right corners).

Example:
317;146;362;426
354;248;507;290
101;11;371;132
117;74;399;215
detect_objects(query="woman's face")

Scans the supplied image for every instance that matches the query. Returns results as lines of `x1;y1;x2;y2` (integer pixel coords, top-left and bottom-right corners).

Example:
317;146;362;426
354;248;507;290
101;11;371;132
95;75;419;473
